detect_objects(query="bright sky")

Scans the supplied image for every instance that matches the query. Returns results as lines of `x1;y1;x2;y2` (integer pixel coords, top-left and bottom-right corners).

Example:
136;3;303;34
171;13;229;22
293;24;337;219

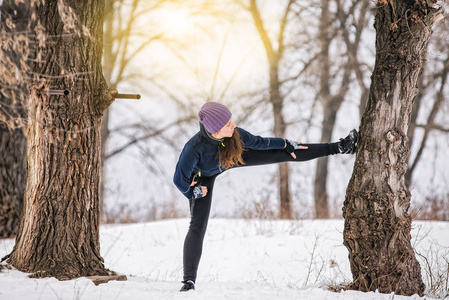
156;7;196;38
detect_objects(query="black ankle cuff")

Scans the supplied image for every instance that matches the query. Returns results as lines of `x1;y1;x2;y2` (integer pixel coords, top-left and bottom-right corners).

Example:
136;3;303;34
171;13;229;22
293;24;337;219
328;142;340;155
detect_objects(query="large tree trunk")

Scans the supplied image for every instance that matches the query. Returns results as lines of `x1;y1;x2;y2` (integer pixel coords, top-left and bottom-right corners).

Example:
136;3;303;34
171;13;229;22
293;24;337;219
0;0;30;238
8;0;114;280
342;0;442;295
100;110;109;222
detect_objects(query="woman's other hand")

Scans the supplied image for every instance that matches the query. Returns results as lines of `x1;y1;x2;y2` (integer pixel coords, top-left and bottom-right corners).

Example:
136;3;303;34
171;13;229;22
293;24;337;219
285;140;308;159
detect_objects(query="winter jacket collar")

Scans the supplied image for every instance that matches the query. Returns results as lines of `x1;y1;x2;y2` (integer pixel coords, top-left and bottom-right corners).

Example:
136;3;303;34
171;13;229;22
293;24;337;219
199;122;223;146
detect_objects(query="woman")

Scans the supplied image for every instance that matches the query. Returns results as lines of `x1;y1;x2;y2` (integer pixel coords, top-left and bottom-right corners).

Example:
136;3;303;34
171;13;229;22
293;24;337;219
173;102;357;292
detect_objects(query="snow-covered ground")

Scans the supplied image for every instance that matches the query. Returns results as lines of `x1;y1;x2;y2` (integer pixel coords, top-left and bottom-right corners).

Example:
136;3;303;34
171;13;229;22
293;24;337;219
0;219;448;300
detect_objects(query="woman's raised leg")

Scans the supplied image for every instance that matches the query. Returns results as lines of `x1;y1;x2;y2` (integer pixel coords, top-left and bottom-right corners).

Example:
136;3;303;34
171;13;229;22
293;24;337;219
239;143;340;167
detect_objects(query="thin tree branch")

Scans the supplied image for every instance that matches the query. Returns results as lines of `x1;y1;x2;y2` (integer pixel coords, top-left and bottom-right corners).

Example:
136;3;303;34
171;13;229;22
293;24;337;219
106;117;193;159
277;0;295;58
249;0;275;63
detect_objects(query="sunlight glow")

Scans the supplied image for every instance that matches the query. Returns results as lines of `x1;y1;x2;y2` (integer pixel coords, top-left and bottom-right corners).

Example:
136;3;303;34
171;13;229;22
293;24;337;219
144;3;268;98
158;9;195;38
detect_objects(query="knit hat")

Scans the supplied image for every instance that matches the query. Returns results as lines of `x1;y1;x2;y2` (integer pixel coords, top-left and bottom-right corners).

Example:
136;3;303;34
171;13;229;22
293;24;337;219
198;102;232;133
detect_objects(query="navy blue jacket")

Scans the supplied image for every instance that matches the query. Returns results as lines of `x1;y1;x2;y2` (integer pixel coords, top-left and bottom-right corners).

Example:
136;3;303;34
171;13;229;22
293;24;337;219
173;123;286;199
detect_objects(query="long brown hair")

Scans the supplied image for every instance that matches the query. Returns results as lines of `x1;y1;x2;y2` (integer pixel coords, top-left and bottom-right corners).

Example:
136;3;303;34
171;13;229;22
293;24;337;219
218;129;244;170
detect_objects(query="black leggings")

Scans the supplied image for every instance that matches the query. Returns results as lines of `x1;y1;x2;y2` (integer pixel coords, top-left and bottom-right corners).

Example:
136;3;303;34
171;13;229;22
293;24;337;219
182;143;339;282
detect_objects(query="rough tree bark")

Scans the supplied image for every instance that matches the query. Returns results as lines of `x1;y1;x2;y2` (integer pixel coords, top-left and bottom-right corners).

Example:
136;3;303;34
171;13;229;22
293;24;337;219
0;0;30;238
0;125;26;238
342;0;442;295
7;0;115;279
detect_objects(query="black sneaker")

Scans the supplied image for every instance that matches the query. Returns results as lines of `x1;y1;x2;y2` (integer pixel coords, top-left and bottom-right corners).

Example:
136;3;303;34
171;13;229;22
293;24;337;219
338;129;358;154
180;280;195;292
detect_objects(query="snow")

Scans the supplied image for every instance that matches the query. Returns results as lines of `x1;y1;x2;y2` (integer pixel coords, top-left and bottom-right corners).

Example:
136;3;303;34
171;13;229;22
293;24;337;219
0;219;448;300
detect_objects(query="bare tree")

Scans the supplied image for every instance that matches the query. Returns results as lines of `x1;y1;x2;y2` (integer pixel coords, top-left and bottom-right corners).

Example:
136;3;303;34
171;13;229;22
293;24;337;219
313;0;371;218
234;0;295;219
343;0;443;295
6;0;114;279
337;0;374;118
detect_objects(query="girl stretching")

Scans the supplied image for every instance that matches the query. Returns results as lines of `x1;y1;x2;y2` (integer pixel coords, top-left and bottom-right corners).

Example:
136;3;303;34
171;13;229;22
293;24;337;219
173;102;357;292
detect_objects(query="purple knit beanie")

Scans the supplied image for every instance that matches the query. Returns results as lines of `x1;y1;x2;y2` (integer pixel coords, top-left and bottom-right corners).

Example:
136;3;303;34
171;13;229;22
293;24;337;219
198;102;232;133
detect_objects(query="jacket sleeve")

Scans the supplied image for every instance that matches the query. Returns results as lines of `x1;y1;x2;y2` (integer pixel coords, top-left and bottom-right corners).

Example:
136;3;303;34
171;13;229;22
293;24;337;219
173;144;199;199
237;127;286;150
